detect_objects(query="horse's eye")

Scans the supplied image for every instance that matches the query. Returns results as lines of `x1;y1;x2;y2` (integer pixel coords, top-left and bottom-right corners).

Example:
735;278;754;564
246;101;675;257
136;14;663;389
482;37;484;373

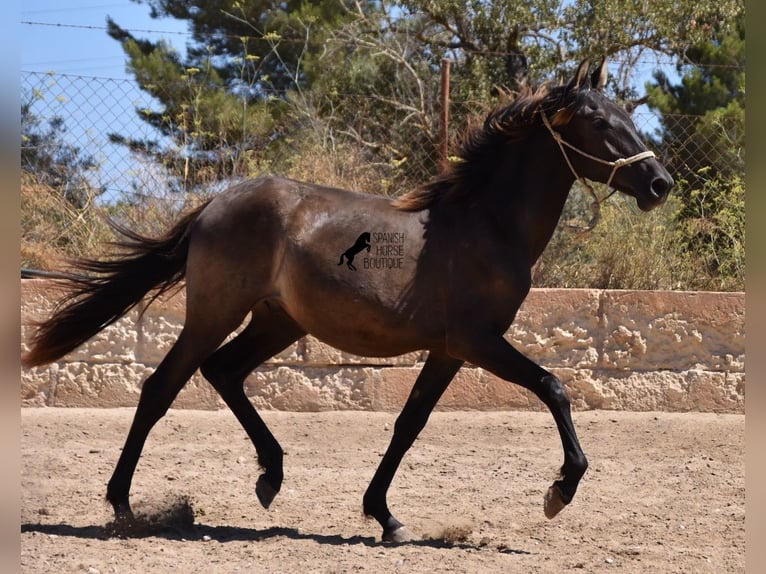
593;117;609;130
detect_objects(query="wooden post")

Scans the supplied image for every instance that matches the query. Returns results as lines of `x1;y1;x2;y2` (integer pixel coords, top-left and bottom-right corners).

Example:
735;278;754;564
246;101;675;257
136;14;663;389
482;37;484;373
440;58;451;171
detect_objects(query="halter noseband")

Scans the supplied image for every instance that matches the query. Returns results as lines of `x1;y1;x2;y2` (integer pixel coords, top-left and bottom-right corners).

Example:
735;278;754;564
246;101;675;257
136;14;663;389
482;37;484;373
540;111;655;230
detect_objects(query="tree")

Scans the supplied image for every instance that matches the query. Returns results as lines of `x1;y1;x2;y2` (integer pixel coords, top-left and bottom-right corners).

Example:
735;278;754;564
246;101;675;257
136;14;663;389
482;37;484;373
104;0;745;290
399;0;742;101
106;1;380;193
304;0;746;192
108;0;743;194
123;0;366;95
646;11;744;183
645;8;744;289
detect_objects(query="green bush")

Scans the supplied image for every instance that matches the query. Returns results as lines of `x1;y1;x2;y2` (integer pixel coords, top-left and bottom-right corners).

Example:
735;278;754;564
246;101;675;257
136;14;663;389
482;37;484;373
674;170;745;291
533;176;744;292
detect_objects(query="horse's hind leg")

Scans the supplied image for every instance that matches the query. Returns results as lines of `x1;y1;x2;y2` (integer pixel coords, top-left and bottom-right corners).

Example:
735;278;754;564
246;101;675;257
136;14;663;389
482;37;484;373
363;351;464;542
200;307;305;508
106;318;240;520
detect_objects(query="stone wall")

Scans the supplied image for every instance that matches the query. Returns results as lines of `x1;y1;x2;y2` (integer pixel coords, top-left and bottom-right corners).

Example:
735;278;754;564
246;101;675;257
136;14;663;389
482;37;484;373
20;280;745;413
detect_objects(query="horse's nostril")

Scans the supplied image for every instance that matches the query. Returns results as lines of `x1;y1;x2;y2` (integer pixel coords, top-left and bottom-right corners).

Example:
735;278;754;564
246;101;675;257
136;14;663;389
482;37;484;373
651;177;672;198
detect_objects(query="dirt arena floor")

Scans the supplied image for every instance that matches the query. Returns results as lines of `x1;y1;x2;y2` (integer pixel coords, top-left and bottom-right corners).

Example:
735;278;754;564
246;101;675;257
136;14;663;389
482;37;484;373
21;408;744;573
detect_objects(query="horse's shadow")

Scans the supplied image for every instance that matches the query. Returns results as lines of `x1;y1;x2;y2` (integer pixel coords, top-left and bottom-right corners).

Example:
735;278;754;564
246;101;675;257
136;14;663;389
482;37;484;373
20;521;530;554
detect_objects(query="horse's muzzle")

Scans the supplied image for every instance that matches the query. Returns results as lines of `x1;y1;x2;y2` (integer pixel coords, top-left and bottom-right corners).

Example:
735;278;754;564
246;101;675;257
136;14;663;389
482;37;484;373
635;164;673;211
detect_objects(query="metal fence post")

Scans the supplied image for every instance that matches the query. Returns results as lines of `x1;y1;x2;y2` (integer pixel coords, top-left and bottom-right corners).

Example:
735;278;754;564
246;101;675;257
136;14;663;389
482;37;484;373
440;58;451;171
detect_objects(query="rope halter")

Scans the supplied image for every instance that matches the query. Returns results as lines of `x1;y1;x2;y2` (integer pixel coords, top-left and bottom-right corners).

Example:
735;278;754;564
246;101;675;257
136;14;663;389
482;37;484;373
540;111;656;231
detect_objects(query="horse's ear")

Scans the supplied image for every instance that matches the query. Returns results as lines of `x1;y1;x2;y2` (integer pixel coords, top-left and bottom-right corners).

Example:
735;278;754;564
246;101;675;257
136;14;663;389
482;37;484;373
567;59;591;92
591;58;608;90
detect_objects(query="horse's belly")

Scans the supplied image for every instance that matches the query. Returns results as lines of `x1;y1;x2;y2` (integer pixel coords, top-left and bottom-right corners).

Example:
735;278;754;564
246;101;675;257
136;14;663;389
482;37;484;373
290;301;436;358
278;276;441;358
312;328;423;358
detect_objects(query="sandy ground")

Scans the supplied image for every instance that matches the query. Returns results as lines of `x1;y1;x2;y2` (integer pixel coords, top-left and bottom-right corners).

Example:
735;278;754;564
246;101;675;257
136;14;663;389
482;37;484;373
21;408;744;573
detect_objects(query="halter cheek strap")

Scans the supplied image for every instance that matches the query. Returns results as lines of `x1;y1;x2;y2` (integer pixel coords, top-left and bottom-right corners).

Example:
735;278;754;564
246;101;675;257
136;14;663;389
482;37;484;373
540;111;656;231
541;112;655;198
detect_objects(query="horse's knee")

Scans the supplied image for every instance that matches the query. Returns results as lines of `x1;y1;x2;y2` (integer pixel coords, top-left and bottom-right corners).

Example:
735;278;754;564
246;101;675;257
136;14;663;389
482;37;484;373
540;375;571;410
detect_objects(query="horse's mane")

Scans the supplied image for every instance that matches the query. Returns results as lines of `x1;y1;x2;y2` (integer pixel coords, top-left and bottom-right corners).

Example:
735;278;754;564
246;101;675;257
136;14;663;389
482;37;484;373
392;82;583;212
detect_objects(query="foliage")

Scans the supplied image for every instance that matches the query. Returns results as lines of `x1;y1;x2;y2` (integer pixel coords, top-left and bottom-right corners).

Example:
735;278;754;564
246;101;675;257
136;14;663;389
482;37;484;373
400;0;741;98
21;170;206;272
106;21;290;193
535;0;744;291
107;0;742;193
21;85;113;270
21;172;115;271
534;192;687;290
643;7;744;290
105;1;378;192
534;170;744;292
673;170;745;291
128;0;371;95
21;0;745;290
645;11;744;186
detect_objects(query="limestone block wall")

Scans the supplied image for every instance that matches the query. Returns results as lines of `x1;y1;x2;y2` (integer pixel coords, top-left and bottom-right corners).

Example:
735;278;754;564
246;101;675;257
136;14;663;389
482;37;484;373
20;280;745;413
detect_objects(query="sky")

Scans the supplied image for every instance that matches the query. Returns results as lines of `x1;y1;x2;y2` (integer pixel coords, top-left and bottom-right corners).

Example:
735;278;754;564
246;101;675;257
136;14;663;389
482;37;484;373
19;1;668;203
21;0;188;78
20;1;192;203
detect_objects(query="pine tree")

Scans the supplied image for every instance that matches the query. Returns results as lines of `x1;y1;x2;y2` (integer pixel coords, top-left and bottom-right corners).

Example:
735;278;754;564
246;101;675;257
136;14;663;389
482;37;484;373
645;9;744;289
106;0;372;192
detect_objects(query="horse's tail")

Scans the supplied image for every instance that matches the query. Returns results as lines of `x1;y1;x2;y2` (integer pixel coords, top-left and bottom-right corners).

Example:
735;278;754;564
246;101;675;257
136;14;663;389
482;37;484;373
22;200;212;368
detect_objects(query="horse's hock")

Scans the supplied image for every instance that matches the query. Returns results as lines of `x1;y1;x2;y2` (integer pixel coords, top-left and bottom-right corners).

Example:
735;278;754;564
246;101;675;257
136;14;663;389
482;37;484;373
21;279;744;413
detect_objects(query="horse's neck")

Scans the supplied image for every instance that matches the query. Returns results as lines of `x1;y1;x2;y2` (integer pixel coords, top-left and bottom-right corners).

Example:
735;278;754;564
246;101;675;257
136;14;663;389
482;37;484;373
486;135;575;265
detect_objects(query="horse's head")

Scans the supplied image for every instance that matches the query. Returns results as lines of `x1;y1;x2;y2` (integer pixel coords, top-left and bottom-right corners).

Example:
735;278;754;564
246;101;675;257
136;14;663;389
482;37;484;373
545;59;673;211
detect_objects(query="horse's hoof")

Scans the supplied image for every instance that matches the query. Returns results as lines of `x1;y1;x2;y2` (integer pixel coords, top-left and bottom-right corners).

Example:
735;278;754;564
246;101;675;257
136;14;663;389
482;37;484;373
544;484;567;519
255;475;279;509
382;525;420;544
112;502;135;523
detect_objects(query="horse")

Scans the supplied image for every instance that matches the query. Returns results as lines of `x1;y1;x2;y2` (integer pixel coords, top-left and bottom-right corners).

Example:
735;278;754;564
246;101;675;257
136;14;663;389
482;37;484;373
22;59;672;543
338;231;372;270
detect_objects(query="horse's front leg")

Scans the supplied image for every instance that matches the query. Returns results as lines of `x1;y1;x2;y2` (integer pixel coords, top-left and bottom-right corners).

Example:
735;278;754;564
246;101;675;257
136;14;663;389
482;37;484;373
447;332;588;518
363;352;464;542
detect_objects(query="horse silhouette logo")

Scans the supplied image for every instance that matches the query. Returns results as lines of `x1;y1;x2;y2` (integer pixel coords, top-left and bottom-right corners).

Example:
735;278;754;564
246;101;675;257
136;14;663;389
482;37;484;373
338;232;371;271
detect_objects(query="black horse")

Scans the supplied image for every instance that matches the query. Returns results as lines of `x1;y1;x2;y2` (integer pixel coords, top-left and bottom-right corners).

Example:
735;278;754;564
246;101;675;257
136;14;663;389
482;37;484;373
23;59;672;543
338;232;371;270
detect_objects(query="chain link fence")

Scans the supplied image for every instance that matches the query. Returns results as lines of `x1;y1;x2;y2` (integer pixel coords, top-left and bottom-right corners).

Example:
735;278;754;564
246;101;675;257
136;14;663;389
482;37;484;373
22;71;454;204
22;72;176;204
23;70;735;199
21;69;742;268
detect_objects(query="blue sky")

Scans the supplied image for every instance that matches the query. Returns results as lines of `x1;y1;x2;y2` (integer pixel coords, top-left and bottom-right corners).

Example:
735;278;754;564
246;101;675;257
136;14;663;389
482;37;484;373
19;1;668;202
21;1;191;202
21;1;187;78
